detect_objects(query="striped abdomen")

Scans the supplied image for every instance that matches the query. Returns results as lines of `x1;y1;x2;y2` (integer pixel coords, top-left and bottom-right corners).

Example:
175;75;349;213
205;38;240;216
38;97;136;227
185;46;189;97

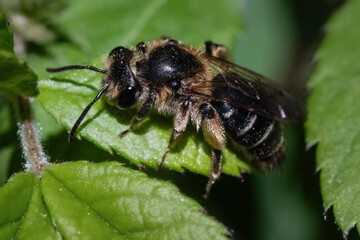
212;101;285;169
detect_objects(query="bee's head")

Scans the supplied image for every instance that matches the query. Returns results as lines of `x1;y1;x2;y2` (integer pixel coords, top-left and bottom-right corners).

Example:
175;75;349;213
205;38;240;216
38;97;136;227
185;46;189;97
106;46;142;109
46;46;141;142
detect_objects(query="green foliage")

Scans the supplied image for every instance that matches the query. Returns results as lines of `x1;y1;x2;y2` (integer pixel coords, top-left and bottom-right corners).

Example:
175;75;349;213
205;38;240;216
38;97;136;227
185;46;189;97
0;13;38;96
0;13;13;51
306;0;360;234
0;0;69;21
0;161;228;239
27;0;242;78
0;51;38;96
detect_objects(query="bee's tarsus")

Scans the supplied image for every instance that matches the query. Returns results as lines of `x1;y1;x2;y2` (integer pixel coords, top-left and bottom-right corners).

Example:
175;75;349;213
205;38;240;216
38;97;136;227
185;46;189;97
158;149;169;168
205;149;223;196
119;129;131;138
204;178;215;199
68;131;74;143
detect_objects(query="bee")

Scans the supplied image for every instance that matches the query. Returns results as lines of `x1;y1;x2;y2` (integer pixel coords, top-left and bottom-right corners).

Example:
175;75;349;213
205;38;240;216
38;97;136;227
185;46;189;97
47;37;306;195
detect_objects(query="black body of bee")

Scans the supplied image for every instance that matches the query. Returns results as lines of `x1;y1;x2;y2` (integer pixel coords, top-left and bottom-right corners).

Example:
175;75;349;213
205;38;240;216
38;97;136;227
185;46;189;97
212;101;285;167
47;37;306;195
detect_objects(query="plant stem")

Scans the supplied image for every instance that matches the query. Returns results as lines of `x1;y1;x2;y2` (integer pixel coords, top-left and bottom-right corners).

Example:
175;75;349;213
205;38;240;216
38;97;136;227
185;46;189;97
17;95;49;176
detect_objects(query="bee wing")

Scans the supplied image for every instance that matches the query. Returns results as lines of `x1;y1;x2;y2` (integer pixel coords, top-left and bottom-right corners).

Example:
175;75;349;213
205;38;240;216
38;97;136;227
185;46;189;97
188;56;306;122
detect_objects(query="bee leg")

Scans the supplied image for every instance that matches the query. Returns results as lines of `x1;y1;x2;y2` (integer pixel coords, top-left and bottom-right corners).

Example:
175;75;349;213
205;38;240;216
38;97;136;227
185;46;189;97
205;40;228;60
119;90;157;137
199;103;226;197
159;100;190;167
204;149;222;198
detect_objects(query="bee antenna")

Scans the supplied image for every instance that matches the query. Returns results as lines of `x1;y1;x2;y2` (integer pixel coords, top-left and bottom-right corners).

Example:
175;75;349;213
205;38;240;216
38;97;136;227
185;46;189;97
68;85;109;142
46;65;107;74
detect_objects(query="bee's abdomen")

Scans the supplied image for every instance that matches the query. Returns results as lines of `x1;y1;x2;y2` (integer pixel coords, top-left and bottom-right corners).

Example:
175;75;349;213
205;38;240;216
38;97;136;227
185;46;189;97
212;101;285;167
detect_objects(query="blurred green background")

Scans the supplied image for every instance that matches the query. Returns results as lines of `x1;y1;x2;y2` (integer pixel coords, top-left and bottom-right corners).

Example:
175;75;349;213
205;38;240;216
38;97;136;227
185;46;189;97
0;0;354;239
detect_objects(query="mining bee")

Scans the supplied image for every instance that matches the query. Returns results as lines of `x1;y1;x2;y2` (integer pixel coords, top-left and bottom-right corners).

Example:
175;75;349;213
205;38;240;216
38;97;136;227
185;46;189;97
47;37;306;195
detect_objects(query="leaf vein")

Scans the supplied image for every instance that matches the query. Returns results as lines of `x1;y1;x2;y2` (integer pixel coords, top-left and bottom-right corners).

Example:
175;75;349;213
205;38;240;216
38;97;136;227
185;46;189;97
12;180;36;239
122;0;167;45
45;170;123;235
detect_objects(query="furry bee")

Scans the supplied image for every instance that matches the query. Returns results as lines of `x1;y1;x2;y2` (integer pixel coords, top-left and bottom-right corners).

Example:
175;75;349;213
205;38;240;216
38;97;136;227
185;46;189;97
47;37;306;194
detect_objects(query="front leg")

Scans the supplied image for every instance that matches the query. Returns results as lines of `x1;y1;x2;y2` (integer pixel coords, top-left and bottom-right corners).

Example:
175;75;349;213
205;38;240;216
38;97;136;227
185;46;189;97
159;99;190;167
119;89;157;137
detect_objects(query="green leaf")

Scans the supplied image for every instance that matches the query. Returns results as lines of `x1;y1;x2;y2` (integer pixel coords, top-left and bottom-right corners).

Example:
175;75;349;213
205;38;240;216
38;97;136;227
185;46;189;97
0;161;228;239
56;0;242;47
0;51;38;96
0;171;59;239
0;13;13;52
0;13;38;96
28;0;242;78
0;145;14;186
0;0;69;21
306;0;360;234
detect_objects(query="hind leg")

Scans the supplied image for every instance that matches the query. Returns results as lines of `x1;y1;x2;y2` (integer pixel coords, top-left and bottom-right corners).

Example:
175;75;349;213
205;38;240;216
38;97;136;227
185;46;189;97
199;103;226;197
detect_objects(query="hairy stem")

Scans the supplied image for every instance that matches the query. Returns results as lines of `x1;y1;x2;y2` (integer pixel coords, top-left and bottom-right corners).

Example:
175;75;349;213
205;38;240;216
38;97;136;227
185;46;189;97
17;95;49;176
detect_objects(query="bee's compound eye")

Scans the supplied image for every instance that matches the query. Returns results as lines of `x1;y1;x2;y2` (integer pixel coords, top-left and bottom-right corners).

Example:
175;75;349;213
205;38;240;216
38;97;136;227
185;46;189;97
116;86;137;109
109;46;133;62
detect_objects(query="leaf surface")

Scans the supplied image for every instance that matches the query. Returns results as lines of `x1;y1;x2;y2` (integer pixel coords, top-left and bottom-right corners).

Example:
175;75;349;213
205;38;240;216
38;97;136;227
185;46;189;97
306;0;360;233
0;13;13;52
0;161;228;239
29;0;242;78
0;13;38;96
